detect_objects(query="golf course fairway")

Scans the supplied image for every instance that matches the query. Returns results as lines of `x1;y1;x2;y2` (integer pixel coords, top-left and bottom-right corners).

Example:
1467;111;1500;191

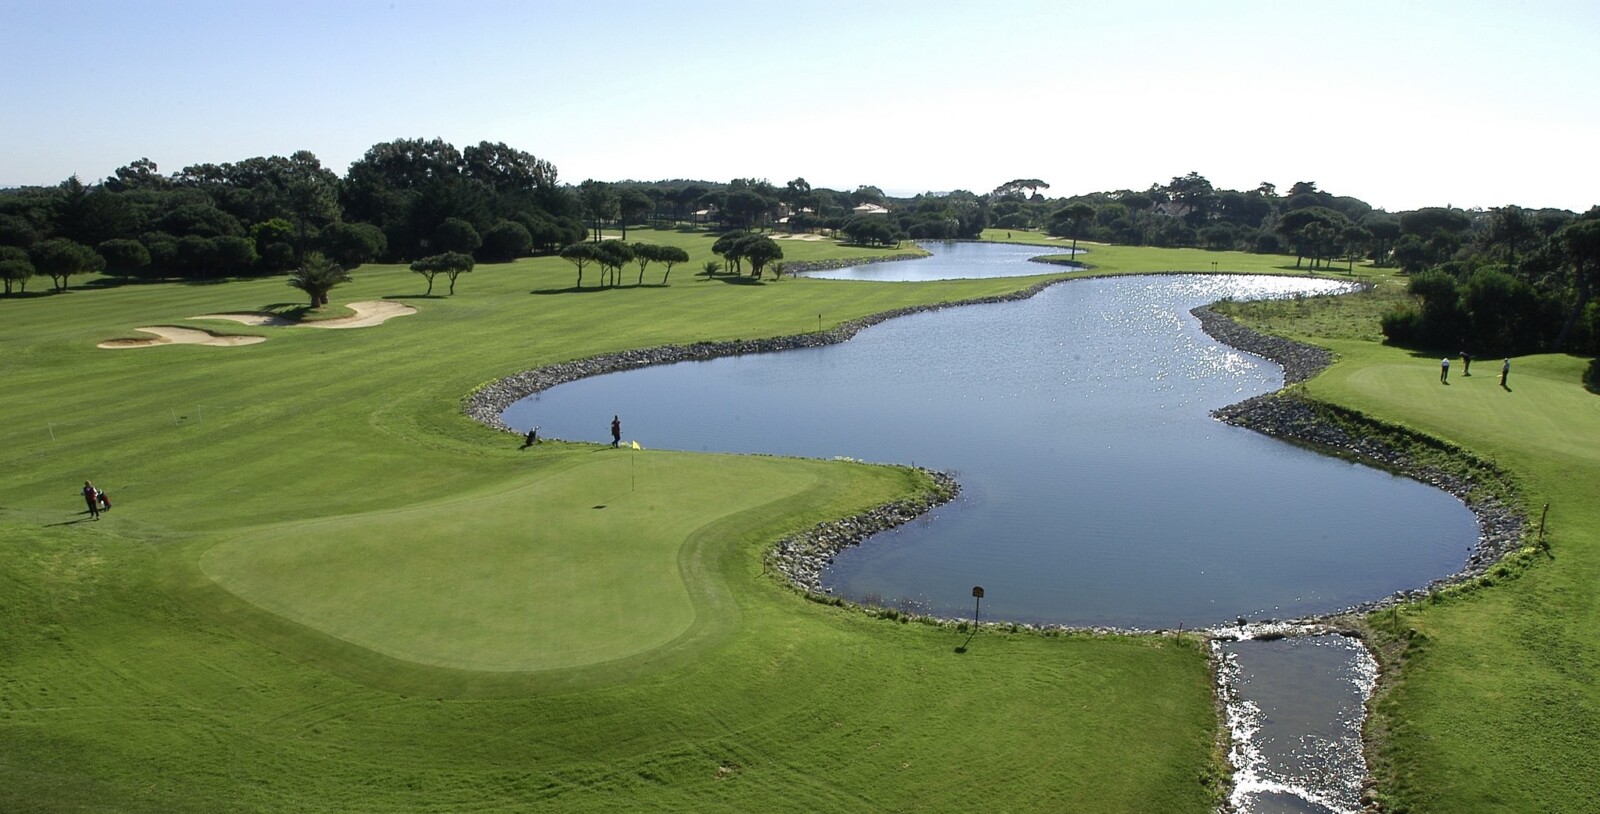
1;232;1223;812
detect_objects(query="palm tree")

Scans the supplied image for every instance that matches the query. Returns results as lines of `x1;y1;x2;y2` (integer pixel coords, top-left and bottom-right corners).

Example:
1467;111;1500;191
287;252;350;307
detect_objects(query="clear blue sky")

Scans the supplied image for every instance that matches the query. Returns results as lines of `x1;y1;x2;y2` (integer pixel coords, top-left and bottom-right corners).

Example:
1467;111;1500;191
3;0;1596;212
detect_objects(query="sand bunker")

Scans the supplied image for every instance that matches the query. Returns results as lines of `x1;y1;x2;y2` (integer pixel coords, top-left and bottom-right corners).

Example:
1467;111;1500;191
771;233;828;241
195;300;417;330
98;326;267;349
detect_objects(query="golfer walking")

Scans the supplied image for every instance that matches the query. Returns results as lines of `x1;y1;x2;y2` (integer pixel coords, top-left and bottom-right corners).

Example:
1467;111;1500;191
610;415;622;448
81;480;101;520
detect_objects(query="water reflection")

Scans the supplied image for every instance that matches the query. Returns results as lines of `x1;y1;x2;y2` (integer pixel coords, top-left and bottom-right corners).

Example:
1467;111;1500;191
799;240;1078;280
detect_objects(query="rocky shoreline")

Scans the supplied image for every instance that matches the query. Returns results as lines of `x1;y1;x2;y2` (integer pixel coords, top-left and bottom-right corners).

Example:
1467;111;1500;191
1194;305;1526;620
463;273;1525;633
765;469;960;594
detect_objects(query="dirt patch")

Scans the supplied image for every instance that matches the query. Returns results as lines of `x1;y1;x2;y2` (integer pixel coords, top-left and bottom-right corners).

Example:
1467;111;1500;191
194;300;417;330
98;326;267;349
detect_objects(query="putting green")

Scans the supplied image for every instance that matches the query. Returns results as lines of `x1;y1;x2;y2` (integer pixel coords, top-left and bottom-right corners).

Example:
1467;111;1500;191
200;451;820;672
1331;348;1600;466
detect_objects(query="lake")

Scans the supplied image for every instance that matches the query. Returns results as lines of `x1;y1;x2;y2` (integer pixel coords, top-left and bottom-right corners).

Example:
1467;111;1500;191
504;243;1477;629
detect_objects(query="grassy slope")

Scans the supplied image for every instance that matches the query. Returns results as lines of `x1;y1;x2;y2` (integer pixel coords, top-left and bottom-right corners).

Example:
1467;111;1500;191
1221;282;1600;813
0;232;1224;812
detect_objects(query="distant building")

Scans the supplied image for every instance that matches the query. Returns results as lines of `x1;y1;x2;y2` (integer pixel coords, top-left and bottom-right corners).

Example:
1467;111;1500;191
851;203;889;217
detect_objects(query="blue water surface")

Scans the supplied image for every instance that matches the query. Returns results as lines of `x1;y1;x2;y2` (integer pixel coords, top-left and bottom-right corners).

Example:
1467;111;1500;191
504;244;1476;628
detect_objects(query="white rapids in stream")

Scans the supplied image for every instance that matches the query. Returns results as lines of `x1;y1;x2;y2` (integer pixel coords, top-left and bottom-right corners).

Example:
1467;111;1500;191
1214;629;1378;814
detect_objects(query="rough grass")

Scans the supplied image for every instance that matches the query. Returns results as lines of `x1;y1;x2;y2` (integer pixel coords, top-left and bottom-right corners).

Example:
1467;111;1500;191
0;238;1222;812
1223;286;1600;813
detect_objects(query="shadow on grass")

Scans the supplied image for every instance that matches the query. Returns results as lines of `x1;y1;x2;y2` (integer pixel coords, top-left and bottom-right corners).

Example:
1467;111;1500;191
380;294;446;301
43;514;98;527
532;285;621;295
954;627;977;653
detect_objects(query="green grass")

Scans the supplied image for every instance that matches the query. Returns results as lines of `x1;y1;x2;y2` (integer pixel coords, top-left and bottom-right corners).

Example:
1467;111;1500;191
0;238;1221;812
1222;284;1600;813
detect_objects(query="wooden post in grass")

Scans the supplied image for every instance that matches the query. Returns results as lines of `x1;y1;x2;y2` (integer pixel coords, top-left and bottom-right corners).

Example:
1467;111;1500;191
971;585;984;628
1539;502;1550;549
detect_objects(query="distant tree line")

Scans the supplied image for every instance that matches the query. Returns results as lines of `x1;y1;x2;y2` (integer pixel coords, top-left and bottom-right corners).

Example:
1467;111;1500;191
1379;209;1600;358
0;140;588;292
2;148;1595;358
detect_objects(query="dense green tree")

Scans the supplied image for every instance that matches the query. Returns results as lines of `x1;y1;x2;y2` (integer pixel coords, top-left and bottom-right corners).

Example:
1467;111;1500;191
96;239;152;278
1276;206;1351;268
840;217;899;247
1392;234;1432;275
342;138;471;259
724;189;770;231
321;222;388;269
712;231;750;274
1049;202;1096;257
593;239;632;287
174;234;218;278
655;245;689;284
287;252;350;307
252;218;296;254
629;242;659;285
0;245;35;294
519;212;583;253
735;235;783;279
29;237;104;291
1553;218;1600;350
1165;172;1216;227
158;202;244;238
1201;224;1236;250
432;218;482;254
1341;225;1373;271
104;157;169;192
1399;207;1471;238
461;141;556;193
560;241;597;288
258;241;297;274
1362;214;1402;265
55;176;140;245
1460;267;1544;354
287;176;340;257
212;235;258;276
672;185;708;221
410;251;475;295
616;189;653;240
0;213;40;248
1216;189;1272;228
478;221;533;262
579;180;618;241
1480;205;1537;265
992;179;1050;199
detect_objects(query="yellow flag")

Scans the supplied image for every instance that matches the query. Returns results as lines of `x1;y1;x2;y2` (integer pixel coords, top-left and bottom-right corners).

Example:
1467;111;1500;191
630;440;641;450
